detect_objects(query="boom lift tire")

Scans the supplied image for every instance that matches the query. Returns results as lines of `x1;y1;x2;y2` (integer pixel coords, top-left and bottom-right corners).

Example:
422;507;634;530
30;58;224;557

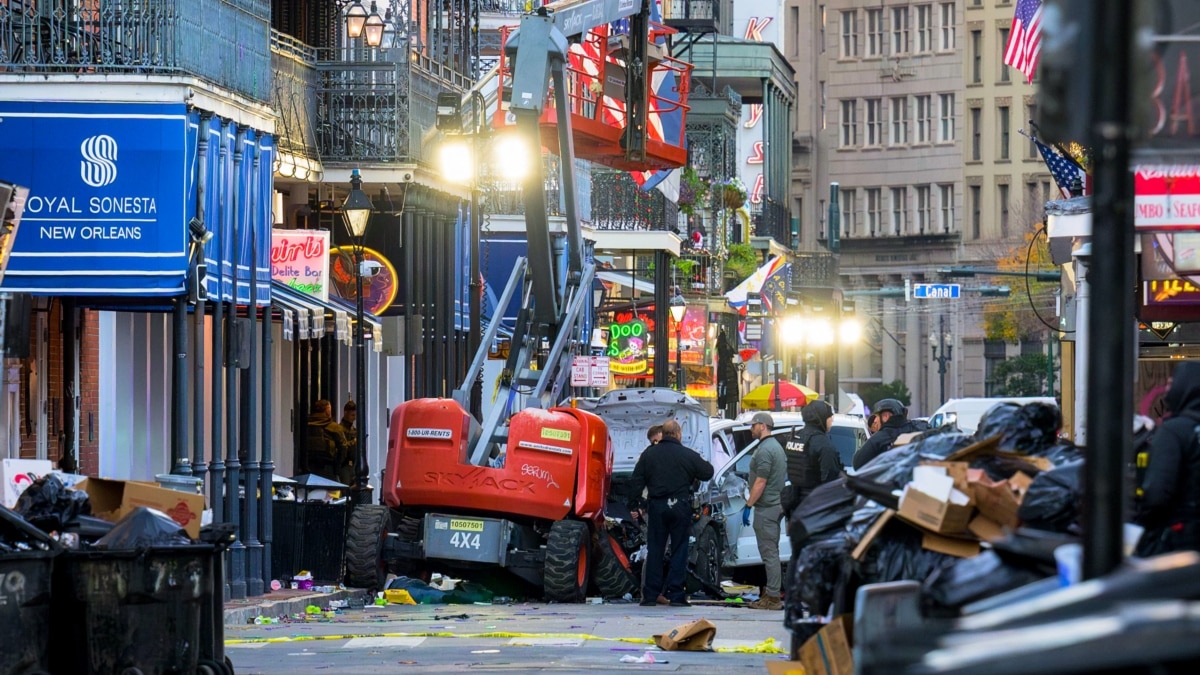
543;520;592;603
344;504;390;592
591;530;638;598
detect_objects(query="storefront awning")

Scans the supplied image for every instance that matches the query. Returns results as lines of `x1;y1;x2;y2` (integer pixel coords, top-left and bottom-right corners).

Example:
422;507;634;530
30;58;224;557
597;270;655;295
270;281;382;347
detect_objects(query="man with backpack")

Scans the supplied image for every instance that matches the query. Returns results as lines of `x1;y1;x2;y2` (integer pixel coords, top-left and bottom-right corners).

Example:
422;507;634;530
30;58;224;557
1135;362;1200;555
782;400;844;515
306;399;351;483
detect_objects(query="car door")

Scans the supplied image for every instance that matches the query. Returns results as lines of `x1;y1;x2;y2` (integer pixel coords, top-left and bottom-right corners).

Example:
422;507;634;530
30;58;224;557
710;428;796;568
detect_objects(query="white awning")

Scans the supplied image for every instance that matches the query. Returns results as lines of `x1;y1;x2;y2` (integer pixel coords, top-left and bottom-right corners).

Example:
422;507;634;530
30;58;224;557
597;270;655;295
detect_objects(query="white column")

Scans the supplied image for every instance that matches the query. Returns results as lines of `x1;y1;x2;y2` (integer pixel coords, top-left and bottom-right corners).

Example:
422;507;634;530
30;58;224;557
905;306;922;415
1073;245;1092;446
882;298;900;384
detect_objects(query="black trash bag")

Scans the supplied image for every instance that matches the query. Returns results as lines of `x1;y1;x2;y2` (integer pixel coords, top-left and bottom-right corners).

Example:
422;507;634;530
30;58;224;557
843;473;902;510
1016;461;1083;534
855;432;976;489
975;402;1062;455
923;550;1049;612
788;477;856;546
0;504;60;552
1034;441;1084;467
792;535;852;616
991;528;1077;571
859;521;958;585
387;576;448;604
14;474;91;533
971;453;1046;482
94;506;193;549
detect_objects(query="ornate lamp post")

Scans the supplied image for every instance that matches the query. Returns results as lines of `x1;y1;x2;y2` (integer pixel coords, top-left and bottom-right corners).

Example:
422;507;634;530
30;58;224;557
929;314;953;406
670;293;687;391
342;169;373;504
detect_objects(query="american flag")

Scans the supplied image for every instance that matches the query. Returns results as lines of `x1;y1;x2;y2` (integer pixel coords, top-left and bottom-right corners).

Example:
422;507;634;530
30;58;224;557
1003;0;1043;83
1035;137;1086;198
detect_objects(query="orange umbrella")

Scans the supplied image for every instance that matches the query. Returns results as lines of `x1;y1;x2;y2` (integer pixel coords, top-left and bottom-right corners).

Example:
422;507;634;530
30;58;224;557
741;381;819;410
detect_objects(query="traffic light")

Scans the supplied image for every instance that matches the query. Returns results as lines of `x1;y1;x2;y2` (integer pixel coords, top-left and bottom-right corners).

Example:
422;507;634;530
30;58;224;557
977;286;1012;297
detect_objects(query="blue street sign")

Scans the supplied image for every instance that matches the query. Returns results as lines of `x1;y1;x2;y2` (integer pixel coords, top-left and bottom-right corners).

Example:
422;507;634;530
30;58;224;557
913;283;961;299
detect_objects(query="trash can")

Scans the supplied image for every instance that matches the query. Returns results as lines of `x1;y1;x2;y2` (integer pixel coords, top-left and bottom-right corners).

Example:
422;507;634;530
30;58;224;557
155;473;205;495
0;504;62;675
271;500;348;583
52;545;217;674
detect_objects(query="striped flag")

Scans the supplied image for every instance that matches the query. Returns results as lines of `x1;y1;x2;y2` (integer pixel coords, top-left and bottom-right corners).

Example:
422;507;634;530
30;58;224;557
1034;137;1086;198
1003;0;1043;83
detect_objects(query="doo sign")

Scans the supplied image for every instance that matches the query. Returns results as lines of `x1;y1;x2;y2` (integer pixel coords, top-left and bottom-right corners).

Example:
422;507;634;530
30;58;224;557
1134;165;1200;230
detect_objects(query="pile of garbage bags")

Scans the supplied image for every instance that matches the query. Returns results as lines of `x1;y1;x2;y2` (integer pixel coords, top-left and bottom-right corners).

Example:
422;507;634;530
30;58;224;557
785;402;1083;629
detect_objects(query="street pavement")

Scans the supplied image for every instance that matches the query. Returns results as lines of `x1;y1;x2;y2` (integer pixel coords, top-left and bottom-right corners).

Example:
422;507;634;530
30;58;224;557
224;600;794;674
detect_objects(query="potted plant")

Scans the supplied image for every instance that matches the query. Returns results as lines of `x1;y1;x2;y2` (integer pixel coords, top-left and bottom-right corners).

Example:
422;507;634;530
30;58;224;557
677;166;710;216
725;243;758;281
716;177;748;209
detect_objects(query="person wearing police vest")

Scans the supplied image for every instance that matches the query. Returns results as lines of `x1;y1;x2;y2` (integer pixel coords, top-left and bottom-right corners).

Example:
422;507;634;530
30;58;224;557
852;398;927;470
782;400;843;515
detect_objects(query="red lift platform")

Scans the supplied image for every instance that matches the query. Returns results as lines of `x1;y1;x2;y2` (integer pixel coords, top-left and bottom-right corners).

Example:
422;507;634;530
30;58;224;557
495;22;691;172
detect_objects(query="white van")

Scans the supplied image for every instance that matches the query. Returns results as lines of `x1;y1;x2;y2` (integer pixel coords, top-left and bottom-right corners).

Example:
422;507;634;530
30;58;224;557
928;397;1058;435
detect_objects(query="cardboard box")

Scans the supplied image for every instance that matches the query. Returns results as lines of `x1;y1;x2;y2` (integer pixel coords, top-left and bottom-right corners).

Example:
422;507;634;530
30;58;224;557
1009;471;1034;497
897;467;974;534
968;514;1007;542
765;661;805;675
798;615;854;675
970;476;1022;529
78;477;206;538
922;531;982;558
653;618;717;651
924;461;971;493
1;459;55;508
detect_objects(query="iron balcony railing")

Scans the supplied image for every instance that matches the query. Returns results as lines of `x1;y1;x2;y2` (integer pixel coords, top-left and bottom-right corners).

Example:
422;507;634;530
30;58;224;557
315;48;470;164
753;197;791;247
662;0;734;35
590;171;679;232
0;0;271;103
270;31;320;170
790;251;839;289
480;155;565;217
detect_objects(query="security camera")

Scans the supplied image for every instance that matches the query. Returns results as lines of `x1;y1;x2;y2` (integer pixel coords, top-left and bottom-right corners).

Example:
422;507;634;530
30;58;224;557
360;260;384;277
400;171;414;183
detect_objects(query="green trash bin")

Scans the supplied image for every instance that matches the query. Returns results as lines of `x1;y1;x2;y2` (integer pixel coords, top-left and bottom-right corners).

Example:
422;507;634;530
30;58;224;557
52;545;216;675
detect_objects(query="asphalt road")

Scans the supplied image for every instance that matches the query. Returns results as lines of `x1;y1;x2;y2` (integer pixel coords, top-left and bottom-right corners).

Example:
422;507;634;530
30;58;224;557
224;600;795;674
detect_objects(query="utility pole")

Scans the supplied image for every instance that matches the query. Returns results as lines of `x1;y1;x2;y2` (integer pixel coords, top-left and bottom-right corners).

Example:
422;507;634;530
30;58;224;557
929;314;952;405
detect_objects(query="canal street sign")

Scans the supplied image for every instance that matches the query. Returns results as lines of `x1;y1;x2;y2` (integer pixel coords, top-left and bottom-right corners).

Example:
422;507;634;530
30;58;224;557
912;283;961;299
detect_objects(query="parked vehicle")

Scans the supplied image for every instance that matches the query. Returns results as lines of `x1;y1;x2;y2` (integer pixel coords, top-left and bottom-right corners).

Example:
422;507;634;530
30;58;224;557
928;397;1059;435
707;414;869;569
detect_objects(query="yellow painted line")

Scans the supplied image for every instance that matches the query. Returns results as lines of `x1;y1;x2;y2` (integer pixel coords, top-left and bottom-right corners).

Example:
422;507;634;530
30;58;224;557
226;631;784;653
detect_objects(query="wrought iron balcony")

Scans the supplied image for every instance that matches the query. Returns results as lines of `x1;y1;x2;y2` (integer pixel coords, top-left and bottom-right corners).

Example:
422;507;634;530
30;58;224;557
591;171;679;232
662;0;734;35
315;48;470;164
479;155;565;218
271;31;320;174
753;197;791;247
791;251;839;289
0;0;272;103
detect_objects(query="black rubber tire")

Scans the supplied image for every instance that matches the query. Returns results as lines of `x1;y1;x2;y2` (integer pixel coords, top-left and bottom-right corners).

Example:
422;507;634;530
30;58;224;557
591;530;638;599
543;520;591;603
686;526;722;598
344;504;390;592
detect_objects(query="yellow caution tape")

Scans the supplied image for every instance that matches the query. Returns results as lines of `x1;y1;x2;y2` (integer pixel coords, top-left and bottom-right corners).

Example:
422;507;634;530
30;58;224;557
226;630;784;653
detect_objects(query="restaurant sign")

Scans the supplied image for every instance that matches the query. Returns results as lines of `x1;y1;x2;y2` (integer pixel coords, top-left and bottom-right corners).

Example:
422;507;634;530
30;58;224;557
271;229;330;301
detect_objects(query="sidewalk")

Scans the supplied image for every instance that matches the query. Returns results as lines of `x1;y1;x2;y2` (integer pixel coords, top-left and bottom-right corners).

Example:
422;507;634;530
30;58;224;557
224;587;372;625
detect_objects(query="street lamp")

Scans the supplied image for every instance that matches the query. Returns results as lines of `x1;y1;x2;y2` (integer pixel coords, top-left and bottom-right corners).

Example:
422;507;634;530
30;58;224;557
342;168;373;505
929;314;953;405
670;294;687;391
363;2;385;48
345;1;368;38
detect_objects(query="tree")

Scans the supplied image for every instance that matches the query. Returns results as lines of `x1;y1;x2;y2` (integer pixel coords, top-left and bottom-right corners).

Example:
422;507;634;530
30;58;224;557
990;354;1050;396
982;227;1058;343
859;380;912;409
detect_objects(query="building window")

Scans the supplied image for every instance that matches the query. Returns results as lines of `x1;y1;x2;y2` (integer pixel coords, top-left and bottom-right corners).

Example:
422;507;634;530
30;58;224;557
841;189;856;237
999;28;1011;82
999;183;1010;237
970;107;982;160
891;97;909;145
1027;103;1039;158
820;5;826;53
916;95;933;143
999;105;1010;160
970;184;982;239
917;185;931;233
891;187;907;235
917;5;933;53
1042;180;1053;204
867;8;883;56
841;10;858;58
820;81;827;130
970;30;982;83
841;99;858;147
866;98;883;146
892;6;910;54
867;188;882;235
939;2;955;51
940;184;955;232
939;93;955;142
1026;181;1042;213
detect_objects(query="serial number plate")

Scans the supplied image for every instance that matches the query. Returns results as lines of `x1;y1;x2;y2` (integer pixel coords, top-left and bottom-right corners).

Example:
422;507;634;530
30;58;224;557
449;518;484;532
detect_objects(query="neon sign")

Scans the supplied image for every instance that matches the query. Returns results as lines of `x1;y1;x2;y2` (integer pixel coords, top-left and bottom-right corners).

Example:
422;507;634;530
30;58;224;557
606;318;649;374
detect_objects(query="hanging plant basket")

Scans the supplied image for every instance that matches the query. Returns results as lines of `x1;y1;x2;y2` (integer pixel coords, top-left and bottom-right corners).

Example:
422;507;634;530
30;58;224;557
721;183;747;209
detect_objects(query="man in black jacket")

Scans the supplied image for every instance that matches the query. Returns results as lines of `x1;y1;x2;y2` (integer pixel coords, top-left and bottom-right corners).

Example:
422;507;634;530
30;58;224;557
784;400;843;514
852;398;926;470
1137;361;1200;554
629;419;714;607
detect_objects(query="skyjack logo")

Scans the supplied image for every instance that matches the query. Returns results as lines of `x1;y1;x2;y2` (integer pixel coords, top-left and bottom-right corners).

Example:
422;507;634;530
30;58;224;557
80;134;118;187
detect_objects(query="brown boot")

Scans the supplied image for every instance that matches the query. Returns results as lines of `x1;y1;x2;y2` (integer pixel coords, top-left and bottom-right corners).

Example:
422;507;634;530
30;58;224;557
747;595;783;610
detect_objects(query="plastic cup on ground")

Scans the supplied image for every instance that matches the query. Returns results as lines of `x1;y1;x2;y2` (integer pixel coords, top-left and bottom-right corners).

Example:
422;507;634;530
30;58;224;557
1055;543;1082;586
